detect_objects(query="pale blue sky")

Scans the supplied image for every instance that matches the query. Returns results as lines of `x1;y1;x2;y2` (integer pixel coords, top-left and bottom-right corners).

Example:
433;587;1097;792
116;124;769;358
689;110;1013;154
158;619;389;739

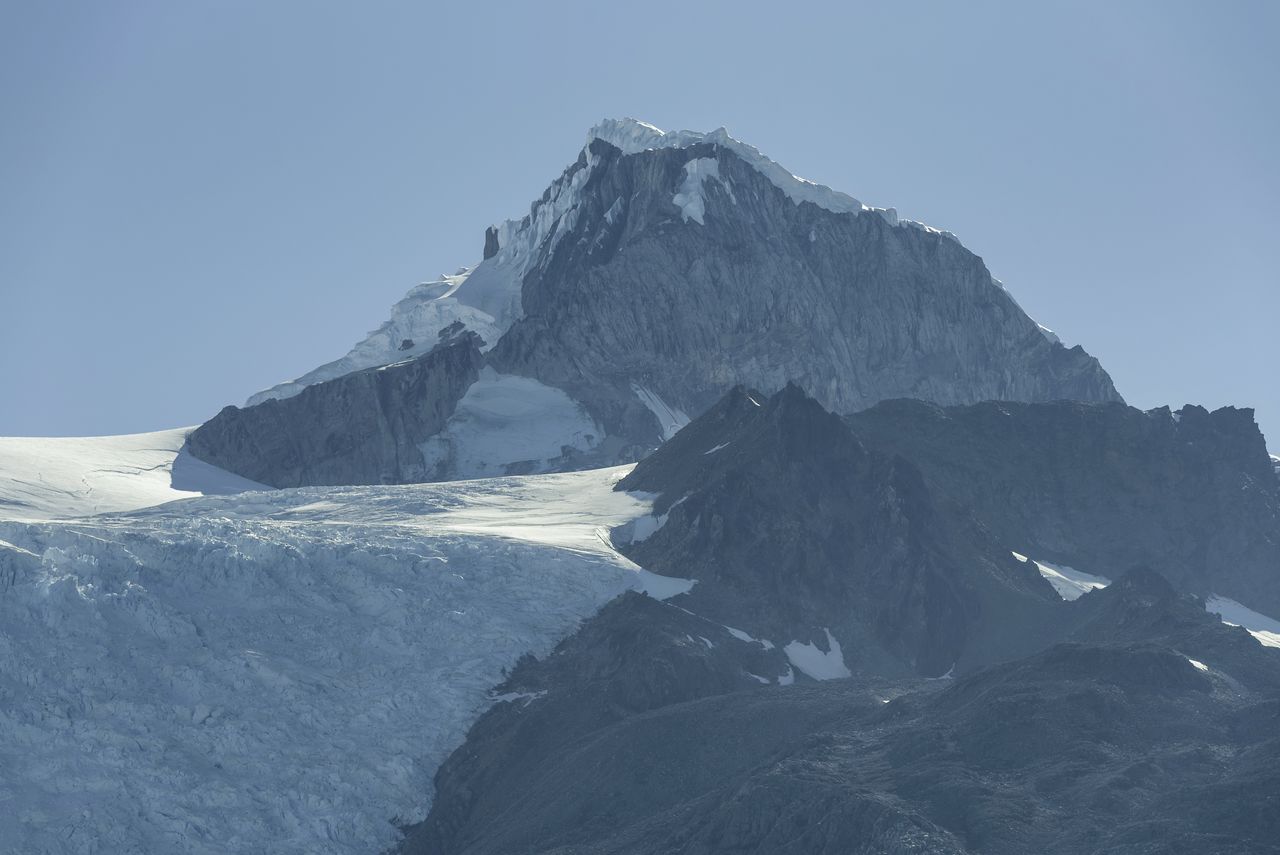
2;1;1276;445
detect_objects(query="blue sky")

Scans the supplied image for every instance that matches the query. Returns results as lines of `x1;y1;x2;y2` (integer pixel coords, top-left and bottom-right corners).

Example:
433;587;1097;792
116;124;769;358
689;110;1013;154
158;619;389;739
2;0;1276;445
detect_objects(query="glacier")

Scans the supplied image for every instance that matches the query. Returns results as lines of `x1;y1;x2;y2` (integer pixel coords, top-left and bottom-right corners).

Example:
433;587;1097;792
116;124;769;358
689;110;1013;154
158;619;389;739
0;466;686;855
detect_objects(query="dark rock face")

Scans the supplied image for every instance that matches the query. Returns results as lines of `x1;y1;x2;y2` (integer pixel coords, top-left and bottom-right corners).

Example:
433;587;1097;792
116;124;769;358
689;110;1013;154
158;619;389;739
490;137;1121;446
185;334;483;487
403;567;1280;855
616;384;1063;678
482;225;499;260
847;399;1280;615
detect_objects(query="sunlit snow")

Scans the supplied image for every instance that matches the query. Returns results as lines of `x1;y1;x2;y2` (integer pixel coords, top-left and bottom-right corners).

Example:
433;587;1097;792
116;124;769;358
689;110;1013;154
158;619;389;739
1206;595;1280;649
783;628;851;680
0;428;263;521
1012;551;1110;601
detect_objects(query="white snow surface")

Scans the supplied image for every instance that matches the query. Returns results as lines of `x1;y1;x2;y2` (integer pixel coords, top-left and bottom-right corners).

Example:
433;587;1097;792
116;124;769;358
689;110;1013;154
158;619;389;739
1012;551;1111;601
589;118;954;238
0;465;689;855
783;628;852;680
419;368;603;479
0;428;264;521
1270;453;1279;477
673;157;724;224
1206;595;1280;649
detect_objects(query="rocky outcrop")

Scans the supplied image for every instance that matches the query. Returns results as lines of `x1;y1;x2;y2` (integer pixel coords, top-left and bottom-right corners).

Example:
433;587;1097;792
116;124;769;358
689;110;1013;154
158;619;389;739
847;399;1280;615
403;565;1280;855
185;333;483;487
616;383;1064;678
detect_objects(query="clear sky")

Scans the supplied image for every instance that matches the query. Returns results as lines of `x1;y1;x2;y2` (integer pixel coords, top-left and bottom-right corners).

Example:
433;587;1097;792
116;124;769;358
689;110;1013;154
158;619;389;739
2;0;1276;446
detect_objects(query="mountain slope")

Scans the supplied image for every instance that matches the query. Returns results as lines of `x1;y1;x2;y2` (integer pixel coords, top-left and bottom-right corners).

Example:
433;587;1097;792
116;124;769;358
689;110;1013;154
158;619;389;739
189;119;1121;488
616;383;1065;678
404;565;1280;855
847;398;1280;615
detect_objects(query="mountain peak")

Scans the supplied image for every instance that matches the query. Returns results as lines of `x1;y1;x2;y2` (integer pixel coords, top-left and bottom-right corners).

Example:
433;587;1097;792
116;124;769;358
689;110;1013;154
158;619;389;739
587;117;898;225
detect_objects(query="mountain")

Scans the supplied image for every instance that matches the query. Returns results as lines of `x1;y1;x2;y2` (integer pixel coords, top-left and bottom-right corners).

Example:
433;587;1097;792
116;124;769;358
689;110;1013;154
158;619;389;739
403;564;1280;855
615;383;1065;678
188;119;1120;488
847;398;1280;615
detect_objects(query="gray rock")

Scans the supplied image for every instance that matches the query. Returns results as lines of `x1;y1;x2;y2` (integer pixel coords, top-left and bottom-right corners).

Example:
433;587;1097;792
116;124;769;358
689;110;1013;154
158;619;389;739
847;398;1280;615
491;138;1121;447
616;383;1065;679
402;566;1280;855
186;333;483;487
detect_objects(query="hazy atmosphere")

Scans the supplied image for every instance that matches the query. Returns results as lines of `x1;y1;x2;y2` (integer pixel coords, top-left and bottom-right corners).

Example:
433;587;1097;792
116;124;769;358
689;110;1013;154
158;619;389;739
2;0;1276;442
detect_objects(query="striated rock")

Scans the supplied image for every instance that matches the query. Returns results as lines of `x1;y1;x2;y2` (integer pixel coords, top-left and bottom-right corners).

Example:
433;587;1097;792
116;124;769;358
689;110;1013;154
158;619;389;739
186;333;484;487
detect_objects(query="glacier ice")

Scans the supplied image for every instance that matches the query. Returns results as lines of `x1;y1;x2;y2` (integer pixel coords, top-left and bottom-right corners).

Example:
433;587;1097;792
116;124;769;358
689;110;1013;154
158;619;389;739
0;466;685;854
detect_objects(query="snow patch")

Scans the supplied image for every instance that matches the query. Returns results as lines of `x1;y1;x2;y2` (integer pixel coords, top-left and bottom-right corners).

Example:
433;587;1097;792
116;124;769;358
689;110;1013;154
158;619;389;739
589;118;951;238
631;384;690;441
0;465;689;854
1012;551;1110;601
704;442;730;455
672;157;721;224
725;625;775;650
419;368;602;479
1187;658;1209;672
1206;595;1280;649
0;428;264;521
783;628;851;680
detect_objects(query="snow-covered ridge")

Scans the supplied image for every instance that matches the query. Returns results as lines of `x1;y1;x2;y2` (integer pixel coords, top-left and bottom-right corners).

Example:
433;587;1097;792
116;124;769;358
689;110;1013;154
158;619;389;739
0;466;689;855
0;428;263;521
245;269;502;406
589;118;955;239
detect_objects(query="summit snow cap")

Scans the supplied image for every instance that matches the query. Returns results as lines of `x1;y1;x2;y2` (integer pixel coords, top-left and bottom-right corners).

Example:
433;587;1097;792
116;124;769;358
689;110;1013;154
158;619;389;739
587;117;952;236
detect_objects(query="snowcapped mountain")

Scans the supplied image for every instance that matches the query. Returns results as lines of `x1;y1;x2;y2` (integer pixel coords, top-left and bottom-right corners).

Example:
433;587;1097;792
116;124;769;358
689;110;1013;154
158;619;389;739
6;117;1278;855
190;118;1120;488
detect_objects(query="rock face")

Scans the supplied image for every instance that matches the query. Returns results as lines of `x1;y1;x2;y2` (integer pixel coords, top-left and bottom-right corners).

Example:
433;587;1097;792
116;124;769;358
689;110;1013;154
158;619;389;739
197;120;1122;486
403;565;1280;855
491;131;1122;447
616;384;1064;678
186;333;483;487
848;399;1280;615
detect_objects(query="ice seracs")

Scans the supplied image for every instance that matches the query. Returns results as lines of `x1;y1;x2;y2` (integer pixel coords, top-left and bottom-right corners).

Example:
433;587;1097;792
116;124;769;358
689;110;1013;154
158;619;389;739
0;465;688;855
